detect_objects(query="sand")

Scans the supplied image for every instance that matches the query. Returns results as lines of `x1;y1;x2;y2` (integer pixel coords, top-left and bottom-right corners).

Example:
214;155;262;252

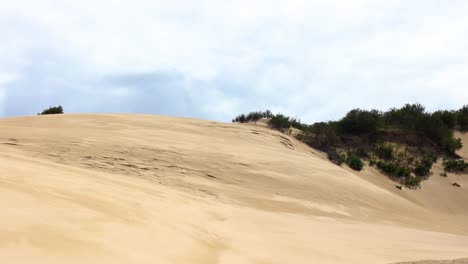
1;114;467;264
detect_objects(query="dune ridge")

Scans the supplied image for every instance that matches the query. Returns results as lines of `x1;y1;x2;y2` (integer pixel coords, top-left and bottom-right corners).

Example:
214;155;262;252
1;114;467;264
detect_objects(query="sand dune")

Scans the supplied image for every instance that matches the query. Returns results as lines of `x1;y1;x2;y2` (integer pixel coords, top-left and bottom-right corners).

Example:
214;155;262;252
1;114;467;263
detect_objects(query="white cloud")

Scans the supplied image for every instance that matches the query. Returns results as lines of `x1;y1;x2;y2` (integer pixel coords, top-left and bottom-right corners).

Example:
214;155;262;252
0;0;467;121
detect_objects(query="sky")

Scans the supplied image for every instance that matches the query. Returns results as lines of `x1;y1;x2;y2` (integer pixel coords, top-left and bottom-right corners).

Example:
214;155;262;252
1;0;467;123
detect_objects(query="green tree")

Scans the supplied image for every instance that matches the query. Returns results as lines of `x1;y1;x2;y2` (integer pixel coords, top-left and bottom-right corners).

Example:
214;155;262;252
38;105;64;115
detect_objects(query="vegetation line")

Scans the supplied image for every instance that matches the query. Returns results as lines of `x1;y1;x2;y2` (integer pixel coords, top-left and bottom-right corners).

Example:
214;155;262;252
233;104;468;188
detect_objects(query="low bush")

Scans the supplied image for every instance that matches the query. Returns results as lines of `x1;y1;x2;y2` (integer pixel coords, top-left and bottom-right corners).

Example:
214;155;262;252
269;114;292;130
327;150;345;166
232;110;273;123
346;154;364;171
443;159;468;173
38;105;64;115
413;156;435;177
375;143;394;160
404;176;421;189
376;161;411;178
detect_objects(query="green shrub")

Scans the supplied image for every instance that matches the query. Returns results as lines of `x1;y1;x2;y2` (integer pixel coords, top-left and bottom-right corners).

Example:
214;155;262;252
346;154;364;171
269;114;291;130
433;110;457;129
457;105;468;131
443;159;468;173
413;156;435;177
375;143;394;160
38;105;64;115
337;109;382;135
383;103;426;130
354;148;369;158
404;176;421;189
232;110;274;123
301;122;339;151
377;161;410;178
327;150;345;166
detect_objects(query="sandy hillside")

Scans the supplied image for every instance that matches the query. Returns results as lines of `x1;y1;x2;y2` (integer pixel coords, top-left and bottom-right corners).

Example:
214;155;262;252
1;114;468;264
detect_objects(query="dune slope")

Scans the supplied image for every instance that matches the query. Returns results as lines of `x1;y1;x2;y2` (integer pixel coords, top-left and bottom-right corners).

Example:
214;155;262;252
1;114;467;264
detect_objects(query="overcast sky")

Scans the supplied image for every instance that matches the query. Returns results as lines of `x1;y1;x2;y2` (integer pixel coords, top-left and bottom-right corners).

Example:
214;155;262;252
1;0;467;123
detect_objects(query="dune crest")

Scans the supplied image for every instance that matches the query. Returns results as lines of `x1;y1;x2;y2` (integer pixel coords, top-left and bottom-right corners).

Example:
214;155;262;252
1;114;468;264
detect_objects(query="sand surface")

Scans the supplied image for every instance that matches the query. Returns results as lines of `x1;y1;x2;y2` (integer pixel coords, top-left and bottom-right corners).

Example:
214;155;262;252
1;114;467;264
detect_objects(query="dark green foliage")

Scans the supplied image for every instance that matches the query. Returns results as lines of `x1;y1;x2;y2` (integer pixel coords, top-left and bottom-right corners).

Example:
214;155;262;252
232;110;273;123
413;156;435;177
269;114;292;130
375;143;394;160
452;182;461;188
290;118;307;130
354;148;369;158
457;105;468;131
232;104;466;190
440;172;448;177
299;122;338;151
337;109;381;135
404;176;421;189
376;161;411;178
443;159;468;173
383;103;426;129
433;110;457;129
38;105;64;115
327;150;345;166
346;154;364;171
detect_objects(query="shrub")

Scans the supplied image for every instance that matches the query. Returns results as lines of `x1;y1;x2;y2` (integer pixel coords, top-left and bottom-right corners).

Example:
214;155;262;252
290;118;307;130
269;114;291;130
375;143;394;160
301;122;339;151
346;154;364;171
383;103;426;129
377;161;410;178
327;150;345;166
337;109;381;135
457;105;468;131
413;156;435;177
443;159;468;173
404;176;421;189
354;148;369;158
433;110;457;129
38;105;64;115
232;110;274;123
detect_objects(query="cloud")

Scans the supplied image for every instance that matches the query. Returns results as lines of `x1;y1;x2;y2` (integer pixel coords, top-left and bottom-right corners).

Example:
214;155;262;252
1;0;467;122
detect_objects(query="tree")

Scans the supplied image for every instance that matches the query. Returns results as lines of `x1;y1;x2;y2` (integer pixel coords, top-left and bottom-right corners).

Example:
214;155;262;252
268;114;291;130
38;105;64;115
337;109;381;135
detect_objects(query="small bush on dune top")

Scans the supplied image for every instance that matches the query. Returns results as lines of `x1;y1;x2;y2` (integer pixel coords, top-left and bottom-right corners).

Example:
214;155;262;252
269;114;292;130
232;110;273;123
38;105;64;115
